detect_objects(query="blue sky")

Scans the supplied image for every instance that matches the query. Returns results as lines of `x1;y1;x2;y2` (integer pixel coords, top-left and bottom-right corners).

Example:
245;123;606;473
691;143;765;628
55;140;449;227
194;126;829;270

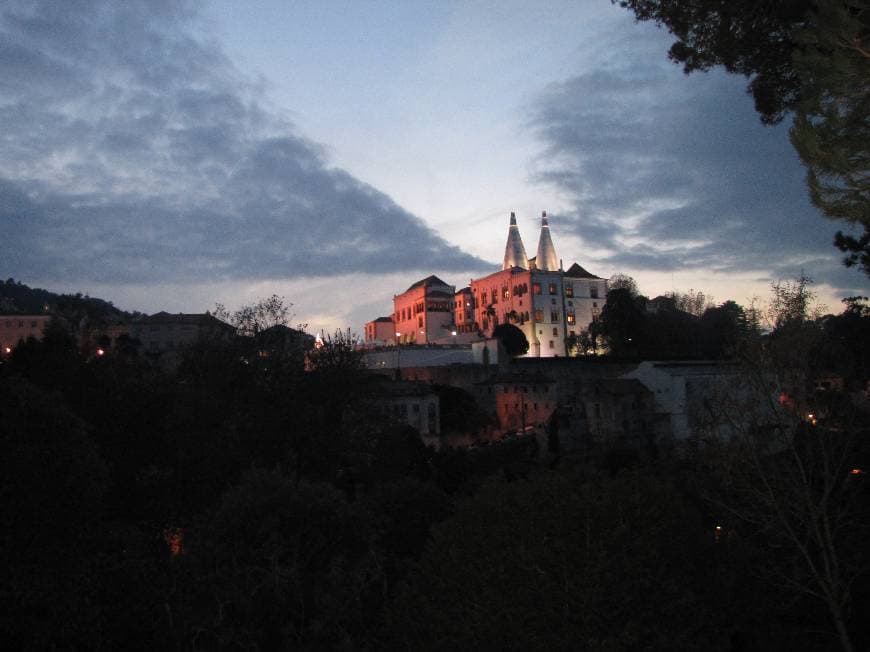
2;0;865;333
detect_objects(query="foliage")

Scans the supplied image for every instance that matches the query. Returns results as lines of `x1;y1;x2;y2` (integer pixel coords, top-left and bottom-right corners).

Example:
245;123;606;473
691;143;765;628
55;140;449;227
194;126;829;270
767;273;820;329
306;328;364;372
614;0;814;123
386;468;732;650
692;310;870;652
607;272;639;296
616;0;870;276
214;293;303;336
790;2;870;227
491;322;530;357
591;287;645;356
667;288;715;317
2;280;867;649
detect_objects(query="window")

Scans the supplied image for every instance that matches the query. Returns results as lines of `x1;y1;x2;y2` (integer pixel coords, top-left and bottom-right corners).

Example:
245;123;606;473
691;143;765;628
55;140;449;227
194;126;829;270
548;283;557;295
549;340;554;348
4;320;10;327
550;310;558;322
413;403;420;413
552;328;558;336
30;321;37;328
593;302;598;308
532;283;541;295
502;287;510;300
482;291;488;305
565;284;573;297
567;311;576;325
551;298;556;305
590;286;599;299
534;309;544;322
18;320;24;327
418;316;423;328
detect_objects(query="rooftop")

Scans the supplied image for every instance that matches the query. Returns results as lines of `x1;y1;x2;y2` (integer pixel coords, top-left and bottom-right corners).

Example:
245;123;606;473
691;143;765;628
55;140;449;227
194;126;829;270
405;274;451;292
564;263;602;279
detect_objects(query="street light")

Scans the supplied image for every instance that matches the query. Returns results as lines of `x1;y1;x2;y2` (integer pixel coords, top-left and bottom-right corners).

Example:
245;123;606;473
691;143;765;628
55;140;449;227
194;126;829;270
395;332;402;378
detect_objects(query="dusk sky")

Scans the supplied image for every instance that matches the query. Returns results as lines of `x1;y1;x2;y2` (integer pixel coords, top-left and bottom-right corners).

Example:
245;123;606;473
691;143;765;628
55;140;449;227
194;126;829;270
2;0;866;334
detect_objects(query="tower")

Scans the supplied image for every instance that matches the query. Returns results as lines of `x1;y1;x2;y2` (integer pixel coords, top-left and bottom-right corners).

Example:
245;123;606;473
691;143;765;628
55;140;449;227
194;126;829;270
535;211;559;271
502;212;529;270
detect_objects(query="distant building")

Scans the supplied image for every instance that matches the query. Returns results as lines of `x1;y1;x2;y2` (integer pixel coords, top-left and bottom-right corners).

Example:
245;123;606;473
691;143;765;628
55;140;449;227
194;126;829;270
622;361;741;440
129;312;235;357
364;316;396;346
0;314;50;354
393;275;456;345
253;324;315;359
367;211;608;357
475;372;557;433
367;378;441;435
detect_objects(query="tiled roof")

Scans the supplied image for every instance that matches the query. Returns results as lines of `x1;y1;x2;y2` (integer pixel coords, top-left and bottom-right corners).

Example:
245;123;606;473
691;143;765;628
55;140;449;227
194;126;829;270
406;275;450;292
373;316;393;323
564;263;602;279
139;312;234;329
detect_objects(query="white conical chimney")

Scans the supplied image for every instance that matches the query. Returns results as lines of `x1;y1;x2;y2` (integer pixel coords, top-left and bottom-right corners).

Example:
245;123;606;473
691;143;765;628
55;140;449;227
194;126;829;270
502;212;529;270
535;211;558;271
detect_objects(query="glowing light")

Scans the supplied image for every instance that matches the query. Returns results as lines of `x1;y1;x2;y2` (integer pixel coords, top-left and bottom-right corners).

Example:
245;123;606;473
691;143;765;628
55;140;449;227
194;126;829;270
451;331;457;336
96;348;105;356
851;468;863;475
3;346;10;354
163;528;183;557
715;525;722;531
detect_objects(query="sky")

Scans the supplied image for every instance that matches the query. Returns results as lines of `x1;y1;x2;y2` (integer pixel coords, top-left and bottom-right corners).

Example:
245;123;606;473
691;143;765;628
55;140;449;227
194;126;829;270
2;0;866;333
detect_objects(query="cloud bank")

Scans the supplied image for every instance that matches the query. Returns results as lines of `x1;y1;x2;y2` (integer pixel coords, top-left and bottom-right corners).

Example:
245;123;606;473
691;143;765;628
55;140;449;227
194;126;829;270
528;27;865;295
0;0;487;284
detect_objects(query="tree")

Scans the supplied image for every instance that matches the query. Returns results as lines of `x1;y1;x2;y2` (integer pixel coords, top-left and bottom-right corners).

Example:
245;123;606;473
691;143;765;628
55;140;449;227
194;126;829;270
608;272;639;297
616;0;870;275
386;469;732;649
790;2;870;274
767;273;820;329
214;294;302;336
695;346;867;652
305;329;363;373
691;279;870;651
668;288;715;317
491;323;529;357
591;287;645;356
700;300;750;357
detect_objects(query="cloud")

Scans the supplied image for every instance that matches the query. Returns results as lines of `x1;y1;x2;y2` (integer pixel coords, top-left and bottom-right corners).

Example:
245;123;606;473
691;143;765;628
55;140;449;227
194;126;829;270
528;27;866;296
0;0;487;284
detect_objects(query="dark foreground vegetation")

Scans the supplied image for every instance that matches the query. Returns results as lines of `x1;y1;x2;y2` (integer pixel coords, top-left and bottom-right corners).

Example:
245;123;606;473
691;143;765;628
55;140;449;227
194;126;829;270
1;285;869;650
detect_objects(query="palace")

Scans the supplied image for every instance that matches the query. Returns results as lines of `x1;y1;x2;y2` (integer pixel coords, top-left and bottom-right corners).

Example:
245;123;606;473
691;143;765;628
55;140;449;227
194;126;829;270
364;212;609;357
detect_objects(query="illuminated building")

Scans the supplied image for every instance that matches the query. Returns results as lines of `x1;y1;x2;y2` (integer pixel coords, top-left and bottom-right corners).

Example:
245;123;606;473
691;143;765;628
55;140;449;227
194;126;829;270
364;212;609;357
0;315;50;354
129;311;235;356
364;316;397;346
392;275;456;345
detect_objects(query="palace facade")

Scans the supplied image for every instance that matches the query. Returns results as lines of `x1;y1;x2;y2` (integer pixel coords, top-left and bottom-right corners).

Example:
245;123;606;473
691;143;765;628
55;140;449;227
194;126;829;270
365;212;609;357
